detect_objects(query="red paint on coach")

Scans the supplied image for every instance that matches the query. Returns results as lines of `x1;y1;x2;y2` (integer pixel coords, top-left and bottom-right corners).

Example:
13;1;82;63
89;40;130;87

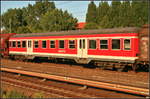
9;33;138;57
32;40;77;55
88;38;139;57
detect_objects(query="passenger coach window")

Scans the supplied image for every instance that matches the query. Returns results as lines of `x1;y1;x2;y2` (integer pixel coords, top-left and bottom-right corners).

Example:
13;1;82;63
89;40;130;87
83;39;85;49
79;40;82;49
59;40;64;49
17;41;21;48
89;40;96;49
112;39;120;50
22;41;26;48
100;40;108;49
28;41;31;48
124;39;131;50
12;41;16;47
69;40;75;49
42;40;46;48
34;41;39;48
50;40;55;48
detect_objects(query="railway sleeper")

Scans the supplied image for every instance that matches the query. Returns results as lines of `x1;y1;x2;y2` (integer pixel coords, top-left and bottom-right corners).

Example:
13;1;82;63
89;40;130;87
17;73;21;76
74;58;91;64
41;78;47;82
78;85;88;90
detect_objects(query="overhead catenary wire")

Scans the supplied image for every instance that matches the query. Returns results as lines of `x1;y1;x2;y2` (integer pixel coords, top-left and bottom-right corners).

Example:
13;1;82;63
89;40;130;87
55;1;73;6
54;1;96;22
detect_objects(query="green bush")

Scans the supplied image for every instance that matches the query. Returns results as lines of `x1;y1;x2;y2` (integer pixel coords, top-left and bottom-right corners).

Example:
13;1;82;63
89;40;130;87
33;92;44;98
84;22;99;29
1;90;27;98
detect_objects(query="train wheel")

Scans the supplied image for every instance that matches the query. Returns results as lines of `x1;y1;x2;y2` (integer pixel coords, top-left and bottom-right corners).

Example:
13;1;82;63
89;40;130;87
9;55;15;60
117;68;124;72
54;59;58;64
123;65;129;72
111;65;116;71
132;63;138;72
144;64;149;72
101;65;106;70
117;65;128;72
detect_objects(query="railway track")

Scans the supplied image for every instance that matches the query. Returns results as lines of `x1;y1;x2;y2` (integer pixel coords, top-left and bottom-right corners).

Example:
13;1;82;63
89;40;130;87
1;73;96;98
2;72;141;98
1;67;149;98
2;59;148;89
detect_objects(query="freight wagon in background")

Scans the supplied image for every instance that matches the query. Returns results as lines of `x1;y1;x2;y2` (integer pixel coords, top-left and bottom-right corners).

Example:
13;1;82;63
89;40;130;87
136;24;149;71
1;25;149;72
0;33;16;57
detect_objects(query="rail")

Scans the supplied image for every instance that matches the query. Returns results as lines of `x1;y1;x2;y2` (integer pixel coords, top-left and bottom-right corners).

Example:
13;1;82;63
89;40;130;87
1;67;149;96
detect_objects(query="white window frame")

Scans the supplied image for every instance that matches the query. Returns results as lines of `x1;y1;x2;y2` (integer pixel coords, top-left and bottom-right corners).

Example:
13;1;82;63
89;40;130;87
100;39;109;50
17;41;21;48
123;39;131;50
59;40;65;49
111;39;121;50
68;40;76;49
22;40;26;48
42;40;47;49
50;40;55;49
88;39;97;50
12;41;16;48
34;40;39;48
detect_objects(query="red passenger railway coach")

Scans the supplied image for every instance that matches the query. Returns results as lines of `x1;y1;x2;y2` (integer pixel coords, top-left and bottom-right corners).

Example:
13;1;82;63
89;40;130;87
8;26;149;71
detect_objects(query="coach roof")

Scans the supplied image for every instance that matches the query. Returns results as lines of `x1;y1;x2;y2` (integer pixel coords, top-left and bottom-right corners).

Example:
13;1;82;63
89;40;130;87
13;27;140;37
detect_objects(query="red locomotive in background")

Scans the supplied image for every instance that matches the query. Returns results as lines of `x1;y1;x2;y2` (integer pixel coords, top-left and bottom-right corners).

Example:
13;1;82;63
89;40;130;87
1;25;149;71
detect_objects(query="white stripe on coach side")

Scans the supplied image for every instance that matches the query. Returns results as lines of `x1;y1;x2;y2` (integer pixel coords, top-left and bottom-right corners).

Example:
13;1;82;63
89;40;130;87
88;55;138;60
9;51;77;57
9;51;138;61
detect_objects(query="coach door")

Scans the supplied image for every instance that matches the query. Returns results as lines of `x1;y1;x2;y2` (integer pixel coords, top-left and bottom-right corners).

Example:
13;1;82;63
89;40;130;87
27;40;33;54
78;39;87;58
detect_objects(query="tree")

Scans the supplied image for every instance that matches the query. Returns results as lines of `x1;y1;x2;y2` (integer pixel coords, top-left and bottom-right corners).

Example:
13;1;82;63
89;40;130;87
130;0;148;27
120;1;132;27
97;1;110;28
62;10;78;30
23;1;56;33
86;1;97;23
85;0;149;29
1;1;78;33
1;8;24;33
130;0;141;27
99;15;111;28
17;26;31;33
110;0;122;28
137;0;149;25
141;0;149;24
84;22;98;29
40;9;77;32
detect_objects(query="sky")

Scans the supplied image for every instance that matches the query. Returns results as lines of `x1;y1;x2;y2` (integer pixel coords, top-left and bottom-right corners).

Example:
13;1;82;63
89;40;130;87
1;1;102;22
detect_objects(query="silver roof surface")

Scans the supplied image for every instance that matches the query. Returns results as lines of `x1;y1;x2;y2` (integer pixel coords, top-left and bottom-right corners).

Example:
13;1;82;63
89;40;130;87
13;27;140;38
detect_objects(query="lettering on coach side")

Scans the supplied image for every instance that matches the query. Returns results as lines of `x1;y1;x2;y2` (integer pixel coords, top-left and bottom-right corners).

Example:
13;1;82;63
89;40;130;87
58;50;66;53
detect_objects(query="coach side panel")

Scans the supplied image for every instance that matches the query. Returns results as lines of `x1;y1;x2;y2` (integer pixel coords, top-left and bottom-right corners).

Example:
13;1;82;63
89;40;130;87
87;36;139;63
